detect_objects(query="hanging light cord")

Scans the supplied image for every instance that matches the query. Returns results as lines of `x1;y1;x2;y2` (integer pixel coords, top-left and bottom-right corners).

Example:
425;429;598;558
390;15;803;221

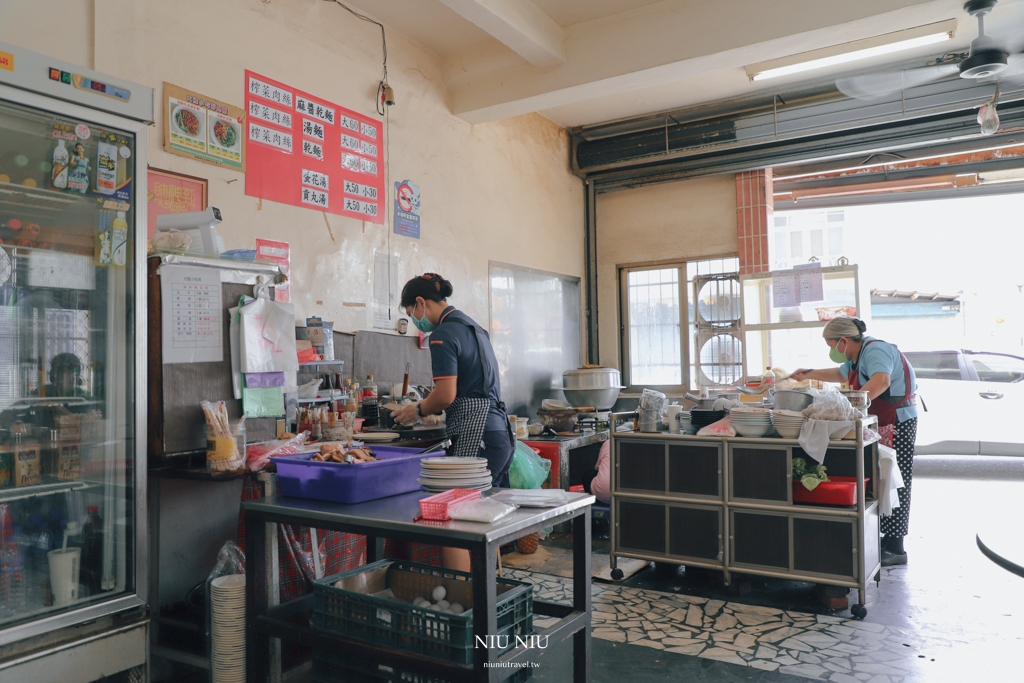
324;0;390;115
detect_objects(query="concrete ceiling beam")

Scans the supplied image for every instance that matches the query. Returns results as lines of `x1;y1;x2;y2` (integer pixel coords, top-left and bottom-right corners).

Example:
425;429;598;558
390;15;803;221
436;0;565;70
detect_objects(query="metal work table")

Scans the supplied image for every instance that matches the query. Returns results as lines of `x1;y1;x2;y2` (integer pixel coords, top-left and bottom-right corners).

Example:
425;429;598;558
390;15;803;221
243;489;595;683
523;430;609;490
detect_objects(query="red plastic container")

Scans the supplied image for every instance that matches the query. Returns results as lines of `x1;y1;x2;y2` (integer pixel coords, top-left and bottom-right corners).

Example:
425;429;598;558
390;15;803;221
792;476;869;507
418;488;481;521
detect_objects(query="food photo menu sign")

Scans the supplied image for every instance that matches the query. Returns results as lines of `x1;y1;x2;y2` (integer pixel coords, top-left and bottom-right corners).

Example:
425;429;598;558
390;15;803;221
244;70;384;223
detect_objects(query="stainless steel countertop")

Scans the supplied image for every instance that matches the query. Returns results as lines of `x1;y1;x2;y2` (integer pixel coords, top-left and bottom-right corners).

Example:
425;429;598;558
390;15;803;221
523;430;609;450
242;488;595;544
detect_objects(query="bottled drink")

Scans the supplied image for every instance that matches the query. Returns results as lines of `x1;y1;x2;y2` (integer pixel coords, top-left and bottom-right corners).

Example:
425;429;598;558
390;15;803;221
362;375;379;426
0;505;25;618
81;506;104;596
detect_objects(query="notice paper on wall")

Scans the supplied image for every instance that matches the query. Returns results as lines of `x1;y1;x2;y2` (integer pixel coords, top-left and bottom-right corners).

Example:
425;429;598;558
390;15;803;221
160;265;223;363
771;271;799;308
795;262;824;303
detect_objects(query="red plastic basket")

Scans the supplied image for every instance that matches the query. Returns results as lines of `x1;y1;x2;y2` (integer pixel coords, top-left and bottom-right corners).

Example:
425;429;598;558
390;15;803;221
418;488;481;521
792;476;869;507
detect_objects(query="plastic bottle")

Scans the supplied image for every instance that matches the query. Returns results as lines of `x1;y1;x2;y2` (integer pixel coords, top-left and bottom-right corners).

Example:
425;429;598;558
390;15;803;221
51;140;70;189
0;506;25;618
0;218;22;239
761;367;775;385
362;375;379;426
80;506;103;596
95;136;118;196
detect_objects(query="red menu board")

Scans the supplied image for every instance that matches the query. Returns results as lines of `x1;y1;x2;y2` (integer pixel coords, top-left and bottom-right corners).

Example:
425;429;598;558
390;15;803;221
244;70;384;223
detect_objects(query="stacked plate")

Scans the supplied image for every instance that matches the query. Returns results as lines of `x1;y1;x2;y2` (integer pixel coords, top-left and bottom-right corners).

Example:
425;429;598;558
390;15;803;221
418;457;493;493
210;574;246;683
689;409;727;430
778;307;804;323
771;409;806;439
730;408;773;437
676;411;695;435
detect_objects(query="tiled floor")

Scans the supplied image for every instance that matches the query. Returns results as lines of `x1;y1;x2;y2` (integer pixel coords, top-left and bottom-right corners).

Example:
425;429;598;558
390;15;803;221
511;569;941;681
513;455;1024;683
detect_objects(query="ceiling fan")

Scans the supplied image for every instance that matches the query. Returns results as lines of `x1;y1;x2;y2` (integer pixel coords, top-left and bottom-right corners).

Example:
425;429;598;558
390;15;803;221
836;0;1024;111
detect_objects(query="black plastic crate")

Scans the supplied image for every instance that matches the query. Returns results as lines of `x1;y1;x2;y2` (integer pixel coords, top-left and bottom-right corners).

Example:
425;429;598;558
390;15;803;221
312;560;533;665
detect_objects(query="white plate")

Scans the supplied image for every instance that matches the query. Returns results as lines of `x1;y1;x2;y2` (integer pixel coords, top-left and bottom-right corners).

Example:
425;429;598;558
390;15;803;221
171;104;204;139
422;457;488;467
212;574;246;589
357;432;400;442
210;118;240;150
418;468;488;477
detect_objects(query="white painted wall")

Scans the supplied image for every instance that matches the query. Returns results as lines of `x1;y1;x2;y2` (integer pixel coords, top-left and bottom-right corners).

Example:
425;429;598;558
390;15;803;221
594;176;737;369
0;0;584;331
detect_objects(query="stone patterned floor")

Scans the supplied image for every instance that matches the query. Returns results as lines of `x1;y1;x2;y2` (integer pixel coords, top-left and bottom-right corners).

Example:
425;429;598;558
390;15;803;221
506;568;954;682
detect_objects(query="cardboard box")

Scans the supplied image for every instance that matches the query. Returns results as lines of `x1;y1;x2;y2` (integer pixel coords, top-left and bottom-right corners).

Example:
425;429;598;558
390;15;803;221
15;442;41;487
43;442;81;481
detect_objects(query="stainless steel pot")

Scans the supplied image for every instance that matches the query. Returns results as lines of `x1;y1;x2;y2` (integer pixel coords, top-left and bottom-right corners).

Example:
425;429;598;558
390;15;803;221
772;389;814;412
562;366;624;409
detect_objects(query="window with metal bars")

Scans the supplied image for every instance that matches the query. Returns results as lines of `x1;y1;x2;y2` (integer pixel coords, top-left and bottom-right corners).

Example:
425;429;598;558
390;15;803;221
619;256;739;390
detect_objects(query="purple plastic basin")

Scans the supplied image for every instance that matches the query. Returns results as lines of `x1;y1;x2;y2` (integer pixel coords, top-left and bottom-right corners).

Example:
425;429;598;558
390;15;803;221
272;446;444;504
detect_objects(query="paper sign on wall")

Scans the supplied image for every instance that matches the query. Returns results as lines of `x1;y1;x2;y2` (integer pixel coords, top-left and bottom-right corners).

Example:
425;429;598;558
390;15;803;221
244;71;384;222
394;180;420;238
159;265;223;363
795;262;824;303
163;83;245;171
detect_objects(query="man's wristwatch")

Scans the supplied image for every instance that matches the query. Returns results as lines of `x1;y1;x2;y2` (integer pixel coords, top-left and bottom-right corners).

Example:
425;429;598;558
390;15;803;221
416;403;423;417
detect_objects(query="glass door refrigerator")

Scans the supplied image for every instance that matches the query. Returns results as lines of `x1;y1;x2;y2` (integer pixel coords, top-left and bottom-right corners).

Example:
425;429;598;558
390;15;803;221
0;42;151;680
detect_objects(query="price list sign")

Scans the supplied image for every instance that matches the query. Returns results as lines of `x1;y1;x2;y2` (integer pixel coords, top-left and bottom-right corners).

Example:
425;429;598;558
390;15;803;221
244;70;384;222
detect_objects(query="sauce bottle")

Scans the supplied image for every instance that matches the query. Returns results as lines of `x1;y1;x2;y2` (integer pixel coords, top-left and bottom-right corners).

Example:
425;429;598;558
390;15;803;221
51;140;70;189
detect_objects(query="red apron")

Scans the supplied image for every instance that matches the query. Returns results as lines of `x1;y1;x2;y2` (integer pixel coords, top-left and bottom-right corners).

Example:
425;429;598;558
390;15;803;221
847;339;916;429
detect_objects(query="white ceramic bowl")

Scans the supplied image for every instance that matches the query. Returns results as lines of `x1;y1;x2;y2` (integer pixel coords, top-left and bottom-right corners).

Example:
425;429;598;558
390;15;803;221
733;422;773;437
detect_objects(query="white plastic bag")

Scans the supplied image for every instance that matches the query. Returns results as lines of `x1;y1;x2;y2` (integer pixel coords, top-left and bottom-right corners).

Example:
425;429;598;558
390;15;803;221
801;389;859;421
697;416;736;437
239;298;299;392
448;497;517;524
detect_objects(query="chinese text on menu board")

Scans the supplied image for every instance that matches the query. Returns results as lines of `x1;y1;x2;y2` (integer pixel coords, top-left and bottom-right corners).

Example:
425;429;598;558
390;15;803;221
243;71;384;223
160;266;223;364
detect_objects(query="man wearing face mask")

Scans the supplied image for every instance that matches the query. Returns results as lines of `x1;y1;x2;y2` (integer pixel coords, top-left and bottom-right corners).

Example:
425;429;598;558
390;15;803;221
390;273;515;490
790;317;918;567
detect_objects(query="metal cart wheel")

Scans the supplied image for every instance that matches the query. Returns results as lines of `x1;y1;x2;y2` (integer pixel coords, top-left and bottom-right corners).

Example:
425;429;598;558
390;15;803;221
610;567;624;580
851;604;867;619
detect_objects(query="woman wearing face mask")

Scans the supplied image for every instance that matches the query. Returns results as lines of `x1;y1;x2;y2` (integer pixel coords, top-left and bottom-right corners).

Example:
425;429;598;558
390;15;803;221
390;273;515;492
790;317;918;567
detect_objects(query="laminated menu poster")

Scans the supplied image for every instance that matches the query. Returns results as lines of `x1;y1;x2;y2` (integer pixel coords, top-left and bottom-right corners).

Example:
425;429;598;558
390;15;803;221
243;70;384;222
163;83;245;171
159;265;223;363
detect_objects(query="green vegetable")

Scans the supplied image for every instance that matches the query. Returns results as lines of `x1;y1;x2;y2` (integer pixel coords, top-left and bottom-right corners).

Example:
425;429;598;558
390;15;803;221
793;457;829;491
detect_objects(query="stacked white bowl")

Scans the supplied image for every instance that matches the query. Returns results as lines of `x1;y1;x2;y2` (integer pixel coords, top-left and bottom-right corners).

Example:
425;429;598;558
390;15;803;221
677;411;695;435
729;407;773;437
770;409;806;439
210;574;246;683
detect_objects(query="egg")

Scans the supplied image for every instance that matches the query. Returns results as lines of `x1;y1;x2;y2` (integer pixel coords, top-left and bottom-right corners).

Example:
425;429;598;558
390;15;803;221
432;586;447;602
449;603;463;614
437;600;450;610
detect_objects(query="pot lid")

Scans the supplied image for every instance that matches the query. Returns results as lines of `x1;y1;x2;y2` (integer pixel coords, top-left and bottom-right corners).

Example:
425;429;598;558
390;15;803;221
563;365;620;377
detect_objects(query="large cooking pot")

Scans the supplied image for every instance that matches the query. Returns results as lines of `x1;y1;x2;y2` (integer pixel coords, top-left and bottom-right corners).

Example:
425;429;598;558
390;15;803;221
562;366;624;409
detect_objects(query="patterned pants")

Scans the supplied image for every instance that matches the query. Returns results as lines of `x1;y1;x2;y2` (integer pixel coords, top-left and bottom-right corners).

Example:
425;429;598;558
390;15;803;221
880;417;917;539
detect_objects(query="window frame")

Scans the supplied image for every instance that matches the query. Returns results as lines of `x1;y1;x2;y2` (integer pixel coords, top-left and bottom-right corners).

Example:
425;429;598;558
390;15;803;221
618;254;738;393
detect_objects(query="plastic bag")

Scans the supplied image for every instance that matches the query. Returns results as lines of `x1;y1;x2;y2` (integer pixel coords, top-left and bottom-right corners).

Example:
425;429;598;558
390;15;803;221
801;389;859;421
207;540;246;583
697;416;736;437
508;442;551;489
246;430;310;471
448;497;517;523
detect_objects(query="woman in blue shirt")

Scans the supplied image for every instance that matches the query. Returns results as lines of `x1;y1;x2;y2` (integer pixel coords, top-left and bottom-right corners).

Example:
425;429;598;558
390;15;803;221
792;317;917;567
389;273;515;487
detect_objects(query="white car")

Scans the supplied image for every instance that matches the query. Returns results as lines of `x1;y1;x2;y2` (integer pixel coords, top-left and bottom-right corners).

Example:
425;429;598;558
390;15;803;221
906;350;1024;456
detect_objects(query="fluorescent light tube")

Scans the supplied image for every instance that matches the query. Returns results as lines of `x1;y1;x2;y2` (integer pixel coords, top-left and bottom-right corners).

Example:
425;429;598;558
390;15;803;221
746;21;956;82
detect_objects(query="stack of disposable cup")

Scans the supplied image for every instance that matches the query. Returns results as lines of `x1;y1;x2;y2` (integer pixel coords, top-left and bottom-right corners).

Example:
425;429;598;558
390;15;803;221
210;574;246;683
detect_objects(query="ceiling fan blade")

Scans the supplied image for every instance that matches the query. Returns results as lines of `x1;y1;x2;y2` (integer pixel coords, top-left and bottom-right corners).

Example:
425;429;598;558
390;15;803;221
836;64;960;100
997;52;1024;79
